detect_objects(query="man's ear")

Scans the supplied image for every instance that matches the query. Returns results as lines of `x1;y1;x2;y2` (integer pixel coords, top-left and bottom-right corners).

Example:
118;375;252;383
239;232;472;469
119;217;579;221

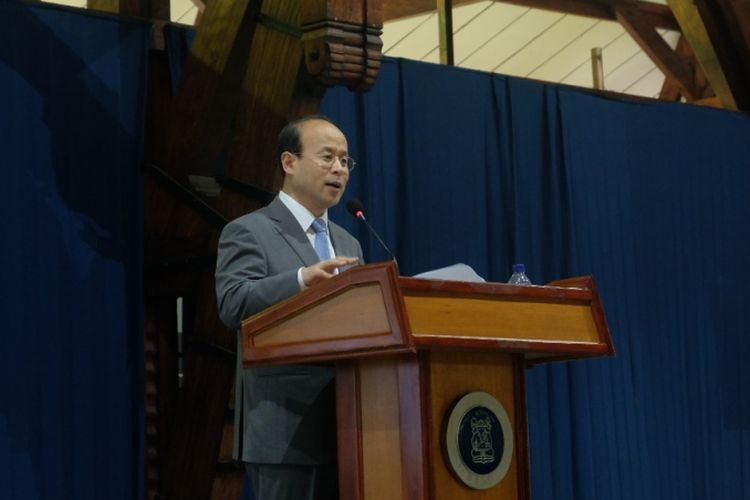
280;151;297;176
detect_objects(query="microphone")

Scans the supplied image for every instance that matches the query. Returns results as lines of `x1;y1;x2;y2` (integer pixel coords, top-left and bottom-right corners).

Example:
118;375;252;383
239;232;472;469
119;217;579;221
346;198;399;269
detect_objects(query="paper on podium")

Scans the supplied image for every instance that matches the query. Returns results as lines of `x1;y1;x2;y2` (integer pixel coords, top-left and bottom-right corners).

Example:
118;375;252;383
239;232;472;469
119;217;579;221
413;263;486;283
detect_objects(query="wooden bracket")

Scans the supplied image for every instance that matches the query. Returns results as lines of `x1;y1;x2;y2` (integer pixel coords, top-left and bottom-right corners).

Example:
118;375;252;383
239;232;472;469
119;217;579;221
301;1;384;91
615;3;698;100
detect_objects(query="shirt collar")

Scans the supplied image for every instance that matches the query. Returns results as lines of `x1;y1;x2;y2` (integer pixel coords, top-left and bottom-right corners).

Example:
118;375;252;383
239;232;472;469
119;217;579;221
278;190;328;232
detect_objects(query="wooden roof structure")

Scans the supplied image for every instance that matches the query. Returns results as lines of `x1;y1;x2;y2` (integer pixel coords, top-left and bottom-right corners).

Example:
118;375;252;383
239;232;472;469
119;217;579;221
385;0;750;110
48;0;750;108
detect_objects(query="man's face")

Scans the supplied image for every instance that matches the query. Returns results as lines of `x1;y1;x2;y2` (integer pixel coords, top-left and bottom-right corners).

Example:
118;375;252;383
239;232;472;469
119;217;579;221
282;119;350;216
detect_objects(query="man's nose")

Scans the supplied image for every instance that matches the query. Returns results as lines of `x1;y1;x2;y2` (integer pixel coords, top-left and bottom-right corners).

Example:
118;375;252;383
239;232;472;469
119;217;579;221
330;158;346;173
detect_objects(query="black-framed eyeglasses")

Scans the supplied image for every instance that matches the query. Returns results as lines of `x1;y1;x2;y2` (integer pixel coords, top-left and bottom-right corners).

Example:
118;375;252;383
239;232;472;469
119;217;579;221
293;152;357;172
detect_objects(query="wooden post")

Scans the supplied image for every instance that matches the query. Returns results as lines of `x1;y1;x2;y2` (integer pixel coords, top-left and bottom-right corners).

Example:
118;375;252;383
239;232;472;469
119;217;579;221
591;47;605;90
437;0;454;66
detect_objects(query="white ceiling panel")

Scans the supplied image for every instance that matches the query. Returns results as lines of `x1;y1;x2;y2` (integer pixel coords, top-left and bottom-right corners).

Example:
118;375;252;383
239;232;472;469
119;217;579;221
560;26;642;89
452;1;499;34
383;13;439;59
626;66;665;98
171;0;199;25
526;20;621;81
421;1;502;62
495;14;599;76
383;13;437;56
41;0;86;6
462;9;564;72
451;3;531;64
608;50;663;93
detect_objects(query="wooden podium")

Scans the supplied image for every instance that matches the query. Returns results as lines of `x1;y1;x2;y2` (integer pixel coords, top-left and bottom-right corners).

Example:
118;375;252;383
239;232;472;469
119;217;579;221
241;262;613;500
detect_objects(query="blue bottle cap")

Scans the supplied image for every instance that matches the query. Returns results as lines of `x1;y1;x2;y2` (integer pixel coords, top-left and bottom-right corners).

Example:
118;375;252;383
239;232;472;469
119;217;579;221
512;263;525;274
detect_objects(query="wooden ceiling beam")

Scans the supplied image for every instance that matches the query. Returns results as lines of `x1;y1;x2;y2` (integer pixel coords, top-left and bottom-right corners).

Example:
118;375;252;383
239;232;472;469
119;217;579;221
659;72;682;102
658;34;715;104
690;0;750;111
714;0;750;52
382;0;679;31
614;4;697;100
666;0;739;110
691;95;722;109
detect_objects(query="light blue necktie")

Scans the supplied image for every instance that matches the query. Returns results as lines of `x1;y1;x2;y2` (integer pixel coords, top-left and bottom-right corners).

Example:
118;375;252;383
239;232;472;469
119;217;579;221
310;218;331;261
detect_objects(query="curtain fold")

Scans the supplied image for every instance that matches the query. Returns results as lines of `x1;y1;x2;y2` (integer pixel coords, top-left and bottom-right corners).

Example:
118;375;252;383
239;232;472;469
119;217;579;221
324;57;750;500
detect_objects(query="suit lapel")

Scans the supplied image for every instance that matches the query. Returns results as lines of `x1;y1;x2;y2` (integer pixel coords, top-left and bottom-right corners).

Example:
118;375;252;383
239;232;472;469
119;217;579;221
330;223;352;257
330;222;363;273
266;197;319;267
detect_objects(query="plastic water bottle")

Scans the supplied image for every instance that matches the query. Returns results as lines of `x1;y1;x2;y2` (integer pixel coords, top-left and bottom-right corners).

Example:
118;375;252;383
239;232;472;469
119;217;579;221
508;263;532;285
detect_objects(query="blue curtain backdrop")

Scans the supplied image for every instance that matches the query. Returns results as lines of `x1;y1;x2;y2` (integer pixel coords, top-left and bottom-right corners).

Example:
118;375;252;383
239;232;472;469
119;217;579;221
323;58;750;499
0;1;149;499
2;7;748;498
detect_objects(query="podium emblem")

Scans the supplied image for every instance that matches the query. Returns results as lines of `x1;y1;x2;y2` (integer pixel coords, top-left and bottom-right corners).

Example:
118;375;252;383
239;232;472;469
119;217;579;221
442;391;513;490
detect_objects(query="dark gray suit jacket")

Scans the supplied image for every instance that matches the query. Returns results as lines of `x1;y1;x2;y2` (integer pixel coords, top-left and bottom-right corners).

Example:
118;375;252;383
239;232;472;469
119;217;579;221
215;196;363;465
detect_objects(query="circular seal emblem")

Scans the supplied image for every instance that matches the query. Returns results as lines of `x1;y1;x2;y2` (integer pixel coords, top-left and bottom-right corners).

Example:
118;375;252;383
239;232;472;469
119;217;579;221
442;391;513;490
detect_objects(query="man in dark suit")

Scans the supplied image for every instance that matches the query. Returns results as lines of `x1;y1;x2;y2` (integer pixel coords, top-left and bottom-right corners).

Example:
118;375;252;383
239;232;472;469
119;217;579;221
215;115;363;499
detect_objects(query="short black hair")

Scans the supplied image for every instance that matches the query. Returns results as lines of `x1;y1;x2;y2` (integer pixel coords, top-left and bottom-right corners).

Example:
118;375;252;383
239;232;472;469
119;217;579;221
277;115;338;175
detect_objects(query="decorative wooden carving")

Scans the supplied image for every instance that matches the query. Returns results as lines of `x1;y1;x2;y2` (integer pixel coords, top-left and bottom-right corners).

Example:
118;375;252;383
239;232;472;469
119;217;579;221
475;0;678;31
301;1;383;91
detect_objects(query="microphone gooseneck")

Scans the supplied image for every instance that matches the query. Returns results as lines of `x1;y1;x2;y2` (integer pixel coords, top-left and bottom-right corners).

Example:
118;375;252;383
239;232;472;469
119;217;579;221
346;198;398;270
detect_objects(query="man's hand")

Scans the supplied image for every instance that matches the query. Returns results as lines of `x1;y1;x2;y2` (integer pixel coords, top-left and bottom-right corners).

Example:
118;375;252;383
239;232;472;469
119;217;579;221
301;256;359;287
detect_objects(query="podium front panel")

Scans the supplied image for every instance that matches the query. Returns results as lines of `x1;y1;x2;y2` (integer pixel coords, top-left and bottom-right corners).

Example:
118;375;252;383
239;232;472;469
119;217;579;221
404;293;598;342
425;350;528;500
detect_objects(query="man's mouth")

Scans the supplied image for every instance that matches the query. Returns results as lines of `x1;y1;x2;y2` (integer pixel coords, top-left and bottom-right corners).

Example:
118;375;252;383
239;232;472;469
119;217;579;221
325;180;343;189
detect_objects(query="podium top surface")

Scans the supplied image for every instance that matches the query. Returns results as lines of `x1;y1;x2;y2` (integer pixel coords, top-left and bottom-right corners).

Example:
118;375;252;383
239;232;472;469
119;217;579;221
241;262;614;366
